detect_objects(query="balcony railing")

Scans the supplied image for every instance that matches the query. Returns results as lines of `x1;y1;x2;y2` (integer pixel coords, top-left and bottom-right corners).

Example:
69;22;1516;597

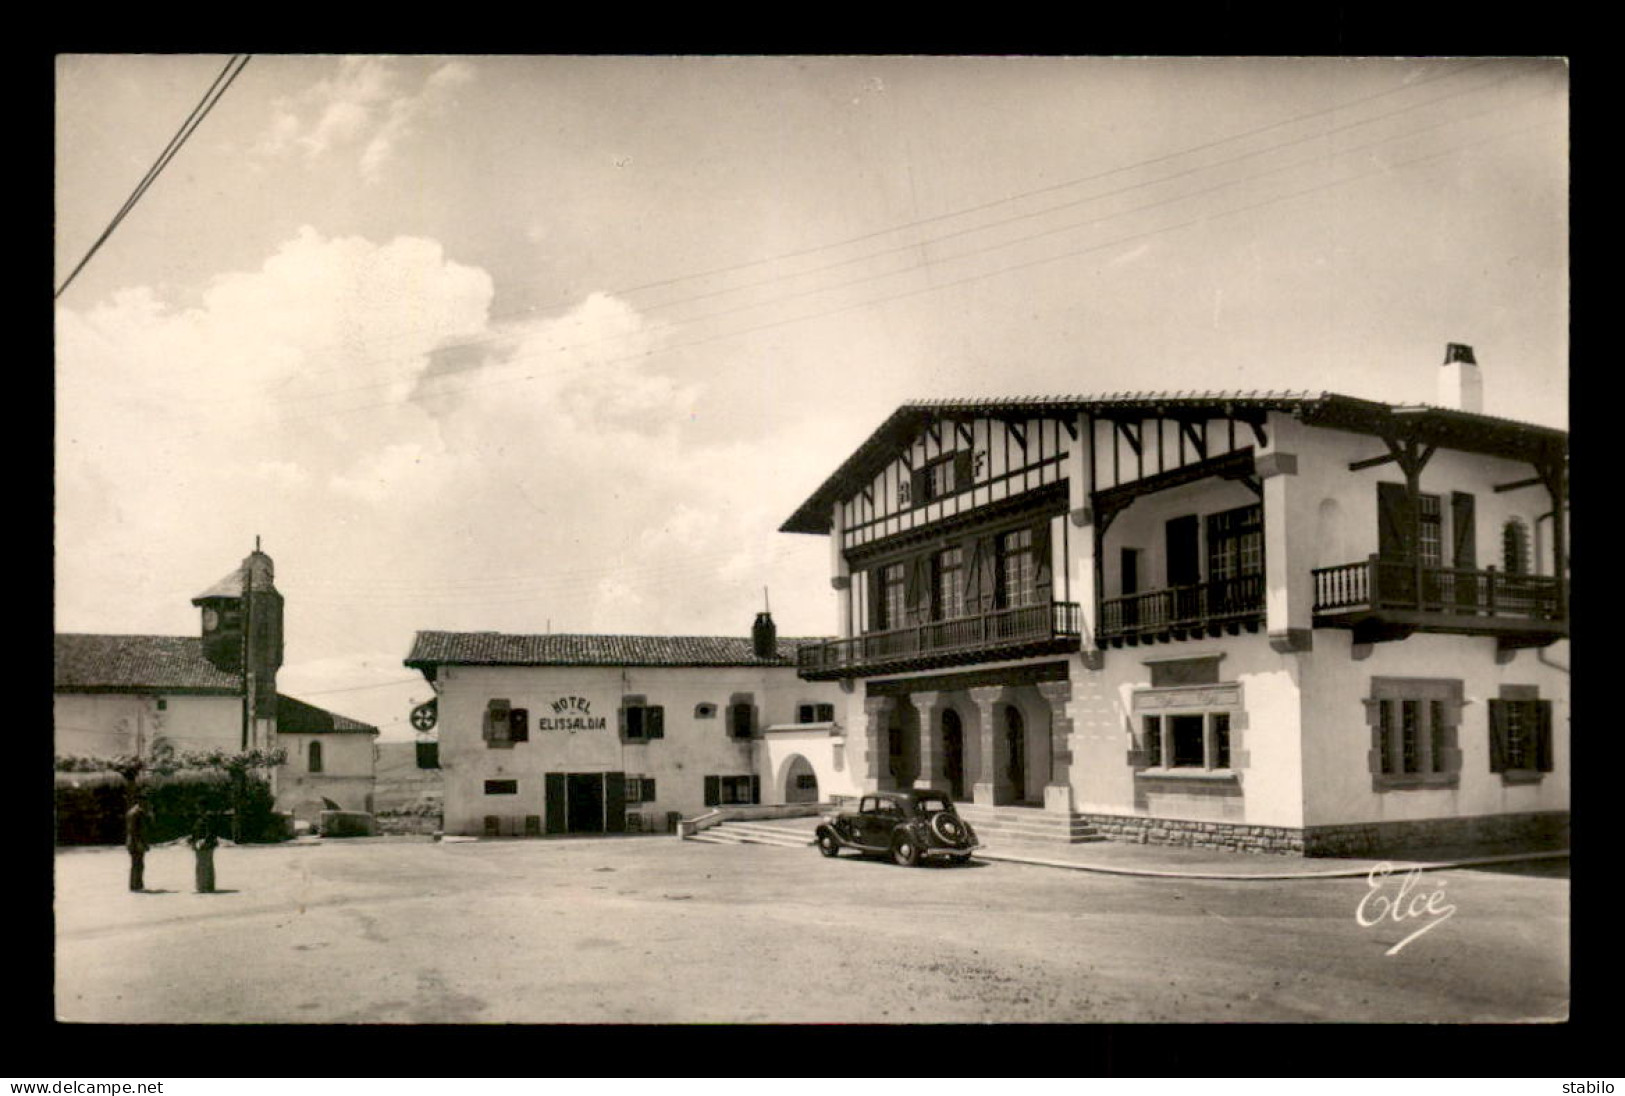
1097;574;1266;645
797;601;1081;679
1312;557;1564;621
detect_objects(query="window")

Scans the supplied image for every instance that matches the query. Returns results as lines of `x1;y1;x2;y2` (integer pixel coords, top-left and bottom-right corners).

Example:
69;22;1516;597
1169;714;1206;768
484;780;518;795
997;528;1036;609
1417;494;1443;568
307;741;323;773
933;546;965;621
911;450;971;507
729;696;755;739
1207;504;1263;582
704;774;759;806
879;562;906;630
508;708;529;744
621;696;665;741
1135;690;1240;775
1368;678;1462;789
1503;518;1531;575
797;702;835;723
625;777;658;803
1489;687;1554;783
694;703;717;719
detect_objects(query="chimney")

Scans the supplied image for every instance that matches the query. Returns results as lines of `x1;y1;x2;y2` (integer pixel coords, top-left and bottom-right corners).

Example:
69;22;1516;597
751;611;777;660
1438;342;1483;414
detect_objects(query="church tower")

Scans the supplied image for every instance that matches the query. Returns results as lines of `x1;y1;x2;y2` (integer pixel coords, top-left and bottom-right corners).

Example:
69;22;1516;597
192;542;284;750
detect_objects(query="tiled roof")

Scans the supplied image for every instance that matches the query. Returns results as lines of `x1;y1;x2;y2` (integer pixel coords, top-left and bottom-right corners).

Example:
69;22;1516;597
405;630;825;671
781;391;1568;534
277;693;378;735
54;634;241;693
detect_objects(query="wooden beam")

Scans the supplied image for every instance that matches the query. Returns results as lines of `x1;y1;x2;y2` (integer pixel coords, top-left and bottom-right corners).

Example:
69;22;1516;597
1349;451;1400;472
1009;421;1028;452
956;421;975;448
1180;420;1208;461
1493;475;1544;494
1061;417;1078;442
926;421;942;449
1116;420;1141;457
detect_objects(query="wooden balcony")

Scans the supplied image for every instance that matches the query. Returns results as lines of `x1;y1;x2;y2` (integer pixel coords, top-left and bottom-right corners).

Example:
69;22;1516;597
1312;556;1567;646
797;602;1082;680
1097;574;1266;647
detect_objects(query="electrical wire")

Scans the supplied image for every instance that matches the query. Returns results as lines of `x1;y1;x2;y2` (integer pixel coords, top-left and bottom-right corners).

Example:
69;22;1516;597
55;55;252;300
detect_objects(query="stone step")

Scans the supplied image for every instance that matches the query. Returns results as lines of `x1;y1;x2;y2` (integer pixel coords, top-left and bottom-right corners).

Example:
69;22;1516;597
685;825;812;849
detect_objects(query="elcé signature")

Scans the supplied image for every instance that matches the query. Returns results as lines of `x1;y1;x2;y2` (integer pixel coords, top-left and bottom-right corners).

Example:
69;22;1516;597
1355;862;1457;956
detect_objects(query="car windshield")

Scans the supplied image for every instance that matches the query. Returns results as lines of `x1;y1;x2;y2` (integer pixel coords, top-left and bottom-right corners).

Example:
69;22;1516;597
915;796;952;814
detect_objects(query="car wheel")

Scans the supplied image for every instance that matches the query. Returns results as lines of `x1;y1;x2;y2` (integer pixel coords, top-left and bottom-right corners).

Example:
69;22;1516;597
816;829;841;858
891;833;920;867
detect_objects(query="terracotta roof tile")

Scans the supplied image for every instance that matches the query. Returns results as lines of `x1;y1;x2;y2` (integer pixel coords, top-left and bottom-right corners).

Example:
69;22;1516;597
404;630;825;670
54;634;241;693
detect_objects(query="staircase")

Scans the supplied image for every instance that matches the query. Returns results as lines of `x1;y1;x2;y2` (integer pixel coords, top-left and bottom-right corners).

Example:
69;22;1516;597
685;820;816;850
953;804;1105;846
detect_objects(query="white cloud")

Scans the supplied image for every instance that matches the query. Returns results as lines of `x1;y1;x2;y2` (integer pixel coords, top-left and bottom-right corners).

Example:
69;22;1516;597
253;56;475;182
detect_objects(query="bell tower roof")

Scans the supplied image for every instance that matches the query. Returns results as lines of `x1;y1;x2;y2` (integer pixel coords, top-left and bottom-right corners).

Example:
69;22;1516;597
190;550;277;605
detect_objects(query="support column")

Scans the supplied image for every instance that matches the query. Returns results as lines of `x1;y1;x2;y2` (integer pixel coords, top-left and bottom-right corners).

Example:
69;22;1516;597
831;501;853;640
1067;412;1105;669
1258;422;1312;654
968;685;1004;806
1036;679;1075;813
862;695;897;791
911;690;946;790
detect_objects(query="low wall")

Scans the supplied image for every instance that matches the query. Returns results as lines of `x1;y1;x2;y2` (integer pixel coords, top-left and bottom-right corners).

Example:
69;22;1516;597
1077;809;1570;858
375;812;442;836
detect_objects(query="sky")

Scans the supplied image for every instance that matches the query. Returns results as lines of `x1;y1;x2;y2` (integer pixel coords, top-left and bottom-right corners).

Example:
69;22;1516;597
53;55;1569;740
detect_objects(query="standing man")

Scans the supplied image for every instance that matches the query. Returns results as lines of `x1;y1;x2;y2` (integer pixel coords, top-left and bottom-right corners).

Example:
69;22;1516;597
188;809;218;893
125;795;150;892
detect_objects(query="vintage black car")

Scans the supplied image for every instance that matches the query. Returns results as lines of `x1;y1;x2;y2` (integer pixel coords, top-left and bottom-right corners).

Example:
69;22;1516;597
815;789;979;866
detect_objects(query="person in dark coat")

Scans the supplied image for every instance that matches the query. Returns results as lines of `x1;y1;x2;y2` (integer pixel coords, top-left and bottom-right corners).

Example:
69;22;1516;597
125;796;150;892
187;809;218;893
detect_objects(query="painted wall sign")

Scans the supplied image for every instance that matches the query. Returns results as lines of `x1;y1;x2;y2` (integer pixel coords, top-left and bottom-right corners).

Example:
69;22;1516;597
539;695;607;732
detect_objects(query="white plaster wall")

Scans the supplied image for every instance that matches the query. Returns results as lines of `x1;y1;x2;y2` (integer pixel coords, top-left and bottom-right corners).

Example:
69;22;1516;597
1068;637;1306;828
436;663;841;835
276;732;378;818
54;693;242;758
1099;477;1261;599
1297;631;1569;826
759;727;862;803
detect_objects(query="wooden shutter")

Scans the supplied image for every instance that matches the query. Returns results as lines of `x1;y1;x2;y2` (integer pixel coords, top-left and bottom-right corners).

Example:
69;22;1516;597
969;536;997;613
750;774;761;805
647;706;664;739
1377;482;1417;560
1487;699;1508;773
485;699;511;745
1166;515;1200;586
704;775;721;807
1451;492;1477;568
1033;521;1053;595
643;777;657;802
905;554;929;622
544;772;567;834
868;566;885;630
509;708;529;743
1535;700;1554;772
953;449;973;490
604;772;627;833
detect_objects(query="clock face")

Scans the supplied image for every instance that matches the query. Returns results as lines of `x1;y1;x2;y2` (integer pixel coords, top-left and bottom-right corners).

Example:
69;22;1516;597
202;608;219;632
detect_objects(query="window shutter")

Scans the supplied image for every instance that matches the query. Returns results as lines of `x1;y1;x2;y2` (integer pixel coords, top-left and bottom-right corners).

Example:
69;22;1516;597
648;706;665;739
644;777;657;802
1451;492;1477;569
1033;520;1053;593
953;448;973;489
604;772;626;833
972;536;998;613
1377;482;1417;560
750;774;761;805
798;703;814;723
1535;700;1554;772
486;699;511;744
544;772;567;834
509;708;529;743
618;706;628;738
905;555;929;621
868;567;885;630
909;467;927;507
704;775;721;807
1487;699;1508;772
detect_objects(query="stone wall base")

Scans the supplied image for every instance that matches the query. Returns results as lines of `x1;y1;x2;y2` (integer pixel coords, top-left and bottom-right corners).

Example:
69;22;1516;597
1300;810;1569;858
1078;810;1570;858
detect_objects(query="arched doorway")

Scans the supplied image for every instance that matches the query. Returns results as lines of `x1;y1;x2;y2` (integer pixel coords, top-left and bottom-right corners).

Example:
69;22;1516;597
1004;706;1026;803
941;709;965;800
783;754;819;803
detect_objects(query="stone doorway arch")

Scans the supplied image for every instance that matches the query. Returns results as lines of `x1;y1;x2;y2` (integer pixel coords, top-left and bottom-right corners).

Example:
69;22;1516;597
783;754;819;803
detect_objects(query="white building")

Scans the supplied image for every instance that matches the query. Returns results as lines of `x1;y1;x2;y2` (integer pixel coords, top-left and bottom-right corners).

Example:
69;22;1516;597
403;614;849;837
780;346;1568;855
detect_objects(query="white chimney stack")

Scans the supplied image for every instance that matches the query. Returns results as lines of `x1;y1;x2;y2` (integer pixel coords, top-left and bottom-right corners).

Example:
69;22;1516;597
1438;342;1483;414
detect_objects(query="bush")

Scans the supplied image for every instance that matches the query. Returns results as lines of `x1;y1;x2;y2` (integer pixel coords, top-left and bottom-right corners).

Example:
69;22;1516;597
53;769;288;846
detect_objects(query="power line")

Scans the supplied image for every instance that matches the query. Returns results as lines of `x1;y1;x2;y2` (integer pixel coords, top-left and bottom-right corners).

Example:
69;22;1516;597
144;60;1503;386
55;55;252;301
